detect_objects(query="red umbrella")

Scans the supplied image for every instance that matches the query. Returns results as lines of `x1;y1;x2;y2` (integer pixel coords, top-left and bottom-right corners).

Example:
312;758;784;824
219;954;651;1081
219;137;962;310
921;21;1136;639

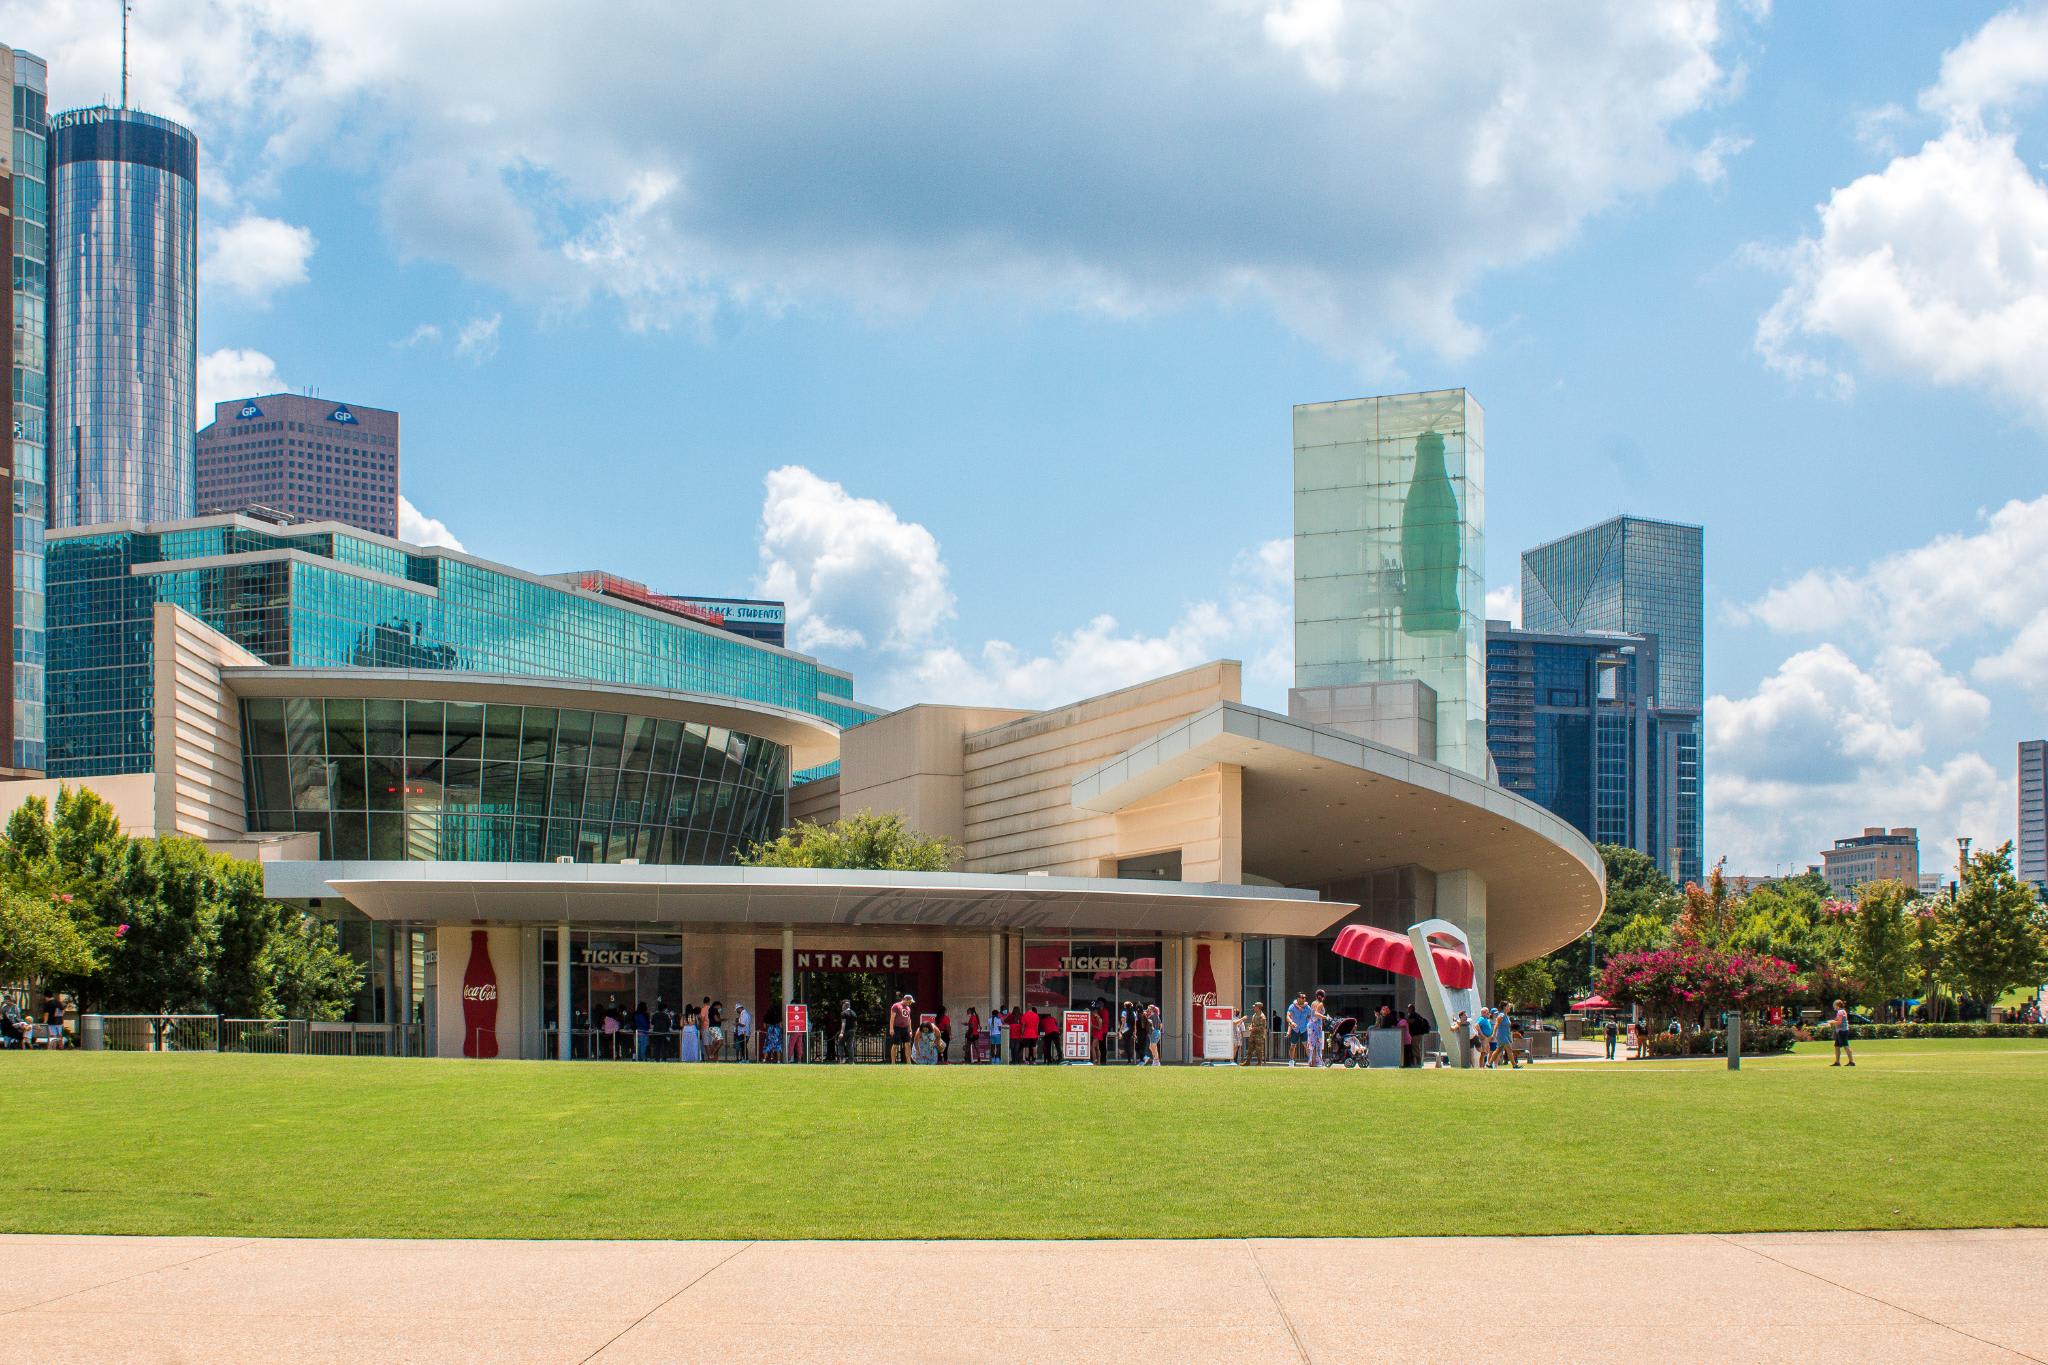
1569;994;1612;1011
1331;924;1475;990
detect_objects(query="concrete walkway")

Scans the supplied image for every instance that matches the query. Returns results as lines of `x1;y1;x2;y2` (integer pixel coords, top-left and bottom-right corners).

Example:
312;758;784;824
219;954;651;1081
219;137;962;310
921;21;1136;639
1;1229;2042;1362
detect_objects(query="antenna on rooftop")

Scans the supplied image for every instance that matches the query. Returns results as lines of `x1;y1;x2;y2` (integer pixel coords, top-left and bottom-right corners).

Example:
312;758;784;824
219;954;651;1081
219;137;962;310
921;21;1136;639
120;0;132;108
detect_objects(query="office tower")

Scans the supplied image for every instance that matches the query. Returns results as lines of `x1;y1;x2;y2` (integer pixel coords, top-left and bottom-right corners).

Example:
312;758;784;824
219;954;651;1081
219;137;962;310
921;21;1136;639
197;393;400;537
1485;622;1696;867
1;45;47;772
1521;515;1703;884
1819;827;1920;898
48;105;198;527
2021;740;2046;892
1293;388;1487;777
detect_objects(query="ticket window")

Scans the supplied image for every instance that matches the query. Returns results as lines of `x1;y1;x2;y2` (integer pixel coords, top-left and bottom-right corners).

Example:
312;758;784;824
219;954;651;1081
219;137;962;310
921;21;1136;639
541;933;683;1057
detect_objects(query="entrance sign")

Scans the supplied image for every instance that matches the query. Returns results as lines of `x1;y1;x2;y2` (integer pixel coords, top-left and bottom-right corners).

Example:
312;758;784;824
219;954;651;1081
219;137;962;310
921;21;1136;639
1202;1005;1235;1063
1063;1010;1093;1062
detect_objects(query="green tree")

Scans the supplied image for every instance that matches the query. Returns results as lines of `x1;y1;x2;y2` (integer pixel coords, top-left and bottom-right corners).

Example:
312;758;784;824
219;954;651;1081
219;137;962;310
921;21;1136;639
0;886;100;992
1846;879;1916;1016
1936;842;2048;1009
1494;957;1557;1012
262;913;364;1021
740;809;959;871
1607;911;1672;955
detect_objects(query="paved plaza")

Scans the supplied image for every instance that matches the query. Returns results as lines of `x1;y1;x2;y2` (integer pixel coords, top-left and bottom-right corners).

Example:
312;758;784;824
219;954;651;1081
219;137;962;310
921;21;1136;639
0;1228;2042;1362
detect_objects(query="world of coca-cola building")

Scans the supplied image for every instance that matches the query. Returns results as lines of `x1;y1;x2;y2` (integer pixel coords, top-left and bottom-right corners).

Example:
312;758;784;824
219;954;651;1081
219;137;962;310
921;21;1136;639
249;658;1603;1062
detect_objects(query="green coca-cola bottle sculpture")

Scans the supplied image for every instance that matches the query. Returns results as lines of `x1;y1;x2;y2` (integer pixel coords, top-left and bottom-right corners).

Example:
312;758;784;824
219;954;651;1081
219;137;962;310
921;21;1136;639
1399;430;1462;635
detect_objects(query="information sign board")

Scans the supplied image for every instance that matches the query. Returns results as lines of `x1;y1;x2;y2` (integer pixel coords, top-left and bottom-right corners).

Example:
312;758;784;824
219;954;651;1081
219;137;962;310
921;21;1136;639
1063;1010;1093;1062
1202;1005;1236;1063
785;1004;808;1037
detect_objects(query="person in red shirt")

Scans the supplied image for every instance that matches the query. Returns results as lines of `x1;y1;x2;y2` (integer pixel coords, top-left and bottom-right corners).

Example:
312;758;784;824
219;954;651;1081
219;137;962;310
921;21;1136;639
887;994;914;1064
936;1007;952;1064
1014;1003;1038;1064
1090;1000;1109;1065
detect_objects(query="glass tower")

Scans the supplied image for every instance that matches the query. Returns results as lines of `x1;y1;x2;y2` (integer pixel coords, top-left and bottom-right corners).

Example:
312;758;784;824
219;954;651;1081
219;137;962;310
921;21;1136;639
45;515;877;778
48;106;198;528
3;47;47;771
1521;515;1703;884
1294;389;1486;776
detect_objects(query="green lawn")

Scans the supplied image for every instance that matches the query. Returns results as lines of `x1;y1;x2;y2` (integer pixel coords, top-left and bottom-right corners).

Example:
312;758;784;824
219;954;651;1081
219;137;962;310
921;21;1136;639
2;1039;2043;1240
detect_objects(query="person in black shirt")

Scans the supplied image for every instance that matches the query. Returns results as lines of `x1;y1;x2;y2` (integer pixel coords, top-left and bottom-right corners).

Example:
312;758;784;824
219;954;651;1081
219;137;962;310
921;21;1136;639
838;1000;859;1064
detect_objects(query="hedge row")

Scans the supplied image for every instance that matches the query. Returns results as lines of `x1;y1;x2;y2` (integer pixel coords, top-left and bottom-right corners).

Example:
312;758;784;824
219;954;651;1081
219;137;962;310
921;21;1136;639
1836;1022;2048;1041
1642;1026;1798;1057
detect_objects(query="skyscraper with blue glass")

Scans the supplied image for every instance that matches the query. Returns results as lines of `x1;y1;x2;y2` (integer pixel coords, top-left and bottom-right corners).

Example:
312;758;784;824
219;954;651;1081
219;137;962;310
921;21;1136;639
1518;515;1703;884
48;105;199;529
45;515;878;779
3;45;48;773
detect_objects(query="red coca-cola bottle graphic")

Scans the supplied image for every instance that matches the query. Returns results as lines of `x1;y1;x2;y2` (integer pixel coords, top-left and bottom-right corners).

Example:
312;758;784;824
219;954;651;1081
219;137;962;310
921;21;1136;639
461;928;499;1059
1191;943;1218;1060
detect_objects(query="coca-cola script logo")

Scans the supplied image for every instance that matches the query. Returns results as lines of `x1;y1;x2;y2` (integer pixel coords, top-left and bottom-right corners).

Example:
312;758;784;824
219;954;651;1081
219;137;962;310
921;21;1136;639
461;984;498;1003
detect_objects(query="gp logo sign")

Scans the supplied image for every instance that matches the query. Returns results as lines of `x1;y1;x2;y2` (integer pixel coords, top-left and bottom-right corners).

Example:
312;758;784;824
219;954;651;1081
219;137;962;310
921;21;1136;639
327;406;359;425
236;401;264;420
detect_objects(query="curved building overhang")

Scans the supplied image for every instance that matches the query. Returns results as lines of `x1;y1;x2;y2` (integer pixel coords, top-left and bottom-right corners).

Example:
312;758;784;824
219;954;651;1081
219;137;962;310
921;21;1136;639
263;861;1355;939
1069;702;1606;965
220;667;841;772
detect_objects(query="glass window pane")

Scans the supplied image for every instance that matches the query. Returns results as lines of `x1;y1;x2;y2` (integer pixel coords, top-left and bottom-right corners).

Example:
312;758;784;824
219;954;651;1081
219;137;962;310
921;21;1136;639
245;698;285;754
445;702;484;762
556;710;591;767
484;705;523;762
444;759;482;809
367;754;404;812
405;701;445;757
520;707;557;763
622;715;656;771
324;698;365;758
365;699;404;756
589;712;626;771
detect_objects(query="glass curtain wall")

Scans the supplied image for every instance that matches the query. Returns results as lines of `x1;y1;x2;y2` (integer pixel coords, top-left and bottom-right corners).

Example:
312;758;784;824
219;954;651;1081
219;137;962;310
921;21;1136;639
241;695;789;864
1294;389;1487;776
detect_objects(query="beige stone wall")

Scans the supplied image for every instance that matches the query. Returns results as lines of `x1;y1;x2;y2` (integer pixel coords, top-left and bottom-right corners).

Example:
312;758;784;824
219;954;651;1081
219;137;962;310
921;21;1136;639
151;603;266;840
959;662;1240;877
836;704;1031;847
788;773;841;826
0;771;160;837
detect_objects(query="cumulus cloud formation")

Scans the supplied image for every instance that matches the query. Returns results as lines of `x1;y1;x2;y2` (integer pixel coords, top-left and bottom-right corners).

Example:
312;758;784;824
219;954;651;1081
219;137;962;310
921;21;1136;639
1758;5;2048;422
1733;493;2048;699
196;346;284;415
1484;583;1522;625
5;0;1750;369
752;466;1290;708
200;215;315;306
398;497;465;552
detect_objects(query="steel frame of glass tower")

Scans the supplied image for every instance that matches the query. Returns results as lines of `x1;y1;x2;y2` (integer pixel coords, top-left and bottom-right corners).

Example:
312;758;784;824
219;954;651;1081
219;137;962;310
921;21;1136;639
2;46;47;772
48;105;198;530
1520;515;1703;885
1294;389;1487;777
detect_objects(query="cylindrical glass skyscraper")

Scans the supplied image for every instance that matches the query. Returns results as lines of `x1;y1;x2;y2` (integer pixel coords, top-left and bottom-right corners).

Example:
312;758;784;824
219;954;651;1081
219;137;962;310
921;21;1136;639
48;105;198;528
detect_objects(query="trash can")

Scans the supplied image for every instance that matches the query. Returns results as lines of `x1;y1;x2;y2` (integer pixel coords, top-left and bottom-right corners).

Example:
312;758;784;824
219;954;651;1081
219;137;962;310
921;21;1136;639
80;1014;104;1050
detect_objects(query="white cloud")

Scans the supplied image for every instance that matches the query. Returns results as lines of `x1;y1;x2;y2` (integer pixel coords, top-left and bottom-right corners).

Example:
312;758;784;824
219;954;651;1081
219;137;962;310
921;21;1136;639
3;0;1753;370
1485;582;1522;625
1733;493;2048;699
754;466;954;654
453;313;502;365
397;323;442;347
201;215;315;306
196;347;284;416
1706;645;2003;874
751;466;1290;709
398;497;465;552
1757;6;2048;422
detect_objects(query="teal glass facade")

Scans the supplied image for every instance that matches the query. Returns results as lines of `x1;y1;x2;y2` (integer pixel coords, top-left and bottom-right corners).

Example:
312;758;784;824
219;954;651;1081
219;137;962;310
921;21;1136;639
240;695;788;865
45;516;873;778
1520;516;1703;884
1294;389;1486;777
8;48;48;770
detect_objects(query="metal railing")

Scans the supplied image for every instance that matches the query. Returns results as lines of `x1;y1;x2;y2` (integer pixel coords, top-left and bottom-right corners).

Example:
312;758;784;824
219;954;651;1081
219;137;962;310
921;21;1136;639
95;1014;222;1053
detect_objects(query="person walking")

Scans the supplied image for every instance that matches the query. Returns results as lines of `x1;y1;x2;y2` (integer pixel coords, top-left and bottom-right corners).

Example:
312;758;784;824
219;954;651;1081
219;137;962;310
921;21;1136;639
1306;991;1327;1068
1246;1001;1269;1065
1285;993;1311;1066
1602;1015;1618;1061
733;1002;751;1062
1143;1003;1163;1065
41;991;64;1051
887;994;914;1064
1830;998;1856;1067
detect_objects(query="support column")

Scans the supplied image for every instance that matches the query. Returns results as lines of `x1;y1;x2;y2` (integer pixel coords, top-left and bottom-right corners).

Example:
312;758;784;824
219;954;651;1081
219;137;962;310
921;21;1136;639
781;925;796;1061
1436;868;1490;1006
555;921;571;1061
395;927;413;1056
988;931;1003;1015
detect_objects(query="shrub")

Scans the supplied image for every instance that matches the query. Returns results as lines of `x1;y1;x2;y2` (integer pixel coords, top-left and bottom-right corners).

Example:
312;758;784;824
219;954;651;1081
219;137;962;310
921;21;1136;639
1637;1027;1796;1058
1838;1022;2048;1041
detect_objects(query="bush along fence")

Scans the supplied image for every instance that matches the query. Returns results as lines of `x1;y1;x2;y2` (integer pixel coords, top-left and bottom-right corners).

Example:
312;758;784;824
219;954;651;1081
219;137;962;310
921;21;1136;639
1834;1021;2048;1042
1642;1026;1799;1059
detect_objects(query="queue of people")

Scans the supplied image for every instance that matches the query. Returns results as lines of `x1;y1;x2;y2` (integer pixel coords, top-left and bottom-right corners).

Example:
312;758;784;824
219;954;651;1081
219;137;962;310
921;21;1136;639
573;997;757;1062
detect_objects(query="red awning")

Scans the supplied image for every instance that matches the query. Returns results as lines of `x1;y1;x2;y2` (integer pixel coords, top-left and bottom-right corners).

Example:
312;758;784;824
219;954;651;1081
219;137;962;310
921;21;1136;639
1331;924;1475;990
1569;994;1613;1011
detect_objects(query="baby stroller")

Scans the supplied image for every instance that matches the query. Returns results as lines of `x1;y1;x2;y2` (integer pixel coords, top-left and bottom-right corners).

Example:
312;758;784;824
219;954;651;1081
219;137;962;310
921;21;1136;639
1328;1016;1366;1067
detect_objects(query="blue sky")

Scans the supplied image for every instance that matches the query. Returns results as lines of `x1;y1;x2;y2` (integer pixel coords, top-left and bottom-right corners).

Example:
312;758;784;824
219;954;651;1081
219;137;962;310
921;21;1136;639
12;0;2048;875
